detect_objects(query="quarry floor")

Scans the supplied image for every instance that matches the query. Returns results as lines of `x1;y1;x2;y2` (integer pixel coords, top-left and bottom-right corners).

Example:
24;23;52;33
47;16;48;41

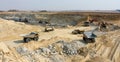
4;25;93;48
0;18;120;62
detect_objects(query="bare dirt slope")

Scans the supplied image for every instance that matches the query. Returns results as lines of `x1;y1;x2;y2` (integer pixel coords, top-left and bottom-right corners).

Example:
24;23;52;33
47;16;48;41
94;30;120;62
0;18;40;41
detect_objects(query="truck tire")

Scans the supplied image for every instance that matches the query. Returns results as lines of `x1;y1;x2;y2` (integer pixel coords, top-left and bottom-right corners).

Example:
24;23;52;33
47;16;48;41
24;38;30;43
34;37;39;41
91;39;95;43
83;37;89;43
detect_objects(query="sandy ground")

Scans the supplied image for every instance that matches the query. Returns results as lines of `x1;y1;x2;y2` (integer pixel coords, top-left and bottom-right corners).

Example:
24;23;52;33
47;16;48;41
0;18;93;47
0;18;120;62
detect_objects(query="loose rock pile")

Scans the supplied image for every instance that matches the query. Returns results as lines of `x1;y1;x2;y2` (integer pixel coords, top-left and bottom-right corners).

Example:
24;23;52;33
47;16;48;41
15;40;90;62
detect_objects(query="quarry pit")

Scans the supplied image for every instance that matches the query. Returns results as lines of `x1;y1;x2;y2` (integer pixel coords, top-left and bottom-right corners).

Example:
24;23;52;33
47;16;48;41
0;11;120;62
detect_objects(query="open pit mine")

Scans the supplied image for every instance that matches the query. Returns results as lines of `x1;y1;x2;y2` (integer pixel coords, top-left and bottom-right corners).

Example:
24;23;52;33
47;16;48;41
0;11;120;62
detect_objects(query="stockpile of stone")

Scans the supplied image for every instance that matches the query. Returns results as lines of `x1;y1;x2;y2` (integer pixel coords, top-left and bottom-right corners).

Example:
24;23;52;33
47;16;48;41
16;40;86;56
16;46;64;62
60;40;85;55
16;40;103;62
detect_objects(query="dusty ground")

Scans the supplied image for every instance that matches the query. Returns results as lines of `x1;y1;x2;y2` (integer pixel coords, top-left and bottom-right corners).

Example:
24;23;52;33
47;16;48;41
0;12;120;62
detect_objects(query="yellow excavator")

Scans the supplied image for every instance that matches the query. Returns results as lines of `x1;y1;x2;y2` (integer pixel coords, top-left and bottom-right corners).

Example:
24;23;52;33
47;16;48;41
83;16;92;26
83;16;97;26
87;15;92;22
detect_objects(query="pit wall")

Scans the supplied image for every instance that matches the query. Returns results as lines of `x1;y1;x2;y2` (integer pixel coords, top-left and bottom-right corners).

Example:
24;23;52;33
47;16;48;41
0;12;120;26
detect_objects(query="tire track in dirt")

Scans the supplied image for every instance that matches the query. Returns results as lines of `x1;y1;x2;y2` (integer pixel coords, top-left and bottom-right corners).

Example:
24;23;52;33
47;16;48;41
95;33;120;62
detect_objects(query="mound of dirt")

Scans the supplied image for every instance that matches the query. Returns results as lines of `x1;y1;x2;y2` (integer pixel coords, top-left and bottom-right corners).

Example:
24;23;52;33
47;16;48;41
0;18;40;41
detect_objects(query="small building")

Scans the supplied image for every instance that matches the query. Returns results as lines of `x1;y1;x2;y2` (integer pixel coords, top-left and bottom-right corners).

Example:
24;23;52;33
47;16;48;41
83;31;97;43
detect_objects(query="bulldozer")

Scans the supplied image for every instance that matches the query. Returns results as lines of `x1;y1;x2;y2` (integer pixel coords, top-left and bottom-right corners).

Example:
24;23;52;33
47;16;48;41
21;32;39;43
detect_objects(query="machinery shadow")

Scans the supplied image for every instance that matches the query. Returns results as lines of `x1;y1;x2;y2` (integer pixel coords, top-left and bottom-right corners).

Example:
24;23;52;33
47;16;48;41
14;40;24;44
77;39;88;44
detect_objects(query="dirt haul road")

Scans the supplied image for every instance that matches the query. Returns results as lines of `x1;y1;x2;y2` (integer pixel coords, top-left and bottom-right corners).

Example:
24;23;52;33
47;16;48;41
0;18;92;46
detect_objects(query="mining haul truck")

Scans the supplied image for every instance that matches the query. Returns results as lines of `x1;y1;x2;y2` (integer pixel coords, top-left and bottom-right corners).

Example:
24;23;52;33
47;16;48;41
21;32;39;43
44;26;54;32
83;31;97;43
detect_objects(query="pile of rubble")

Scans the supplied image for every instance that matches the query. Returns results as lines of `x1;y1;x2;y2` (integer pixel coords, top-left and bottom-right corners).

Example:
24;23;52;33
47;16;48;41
15;39;110;62
16;40;86;56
